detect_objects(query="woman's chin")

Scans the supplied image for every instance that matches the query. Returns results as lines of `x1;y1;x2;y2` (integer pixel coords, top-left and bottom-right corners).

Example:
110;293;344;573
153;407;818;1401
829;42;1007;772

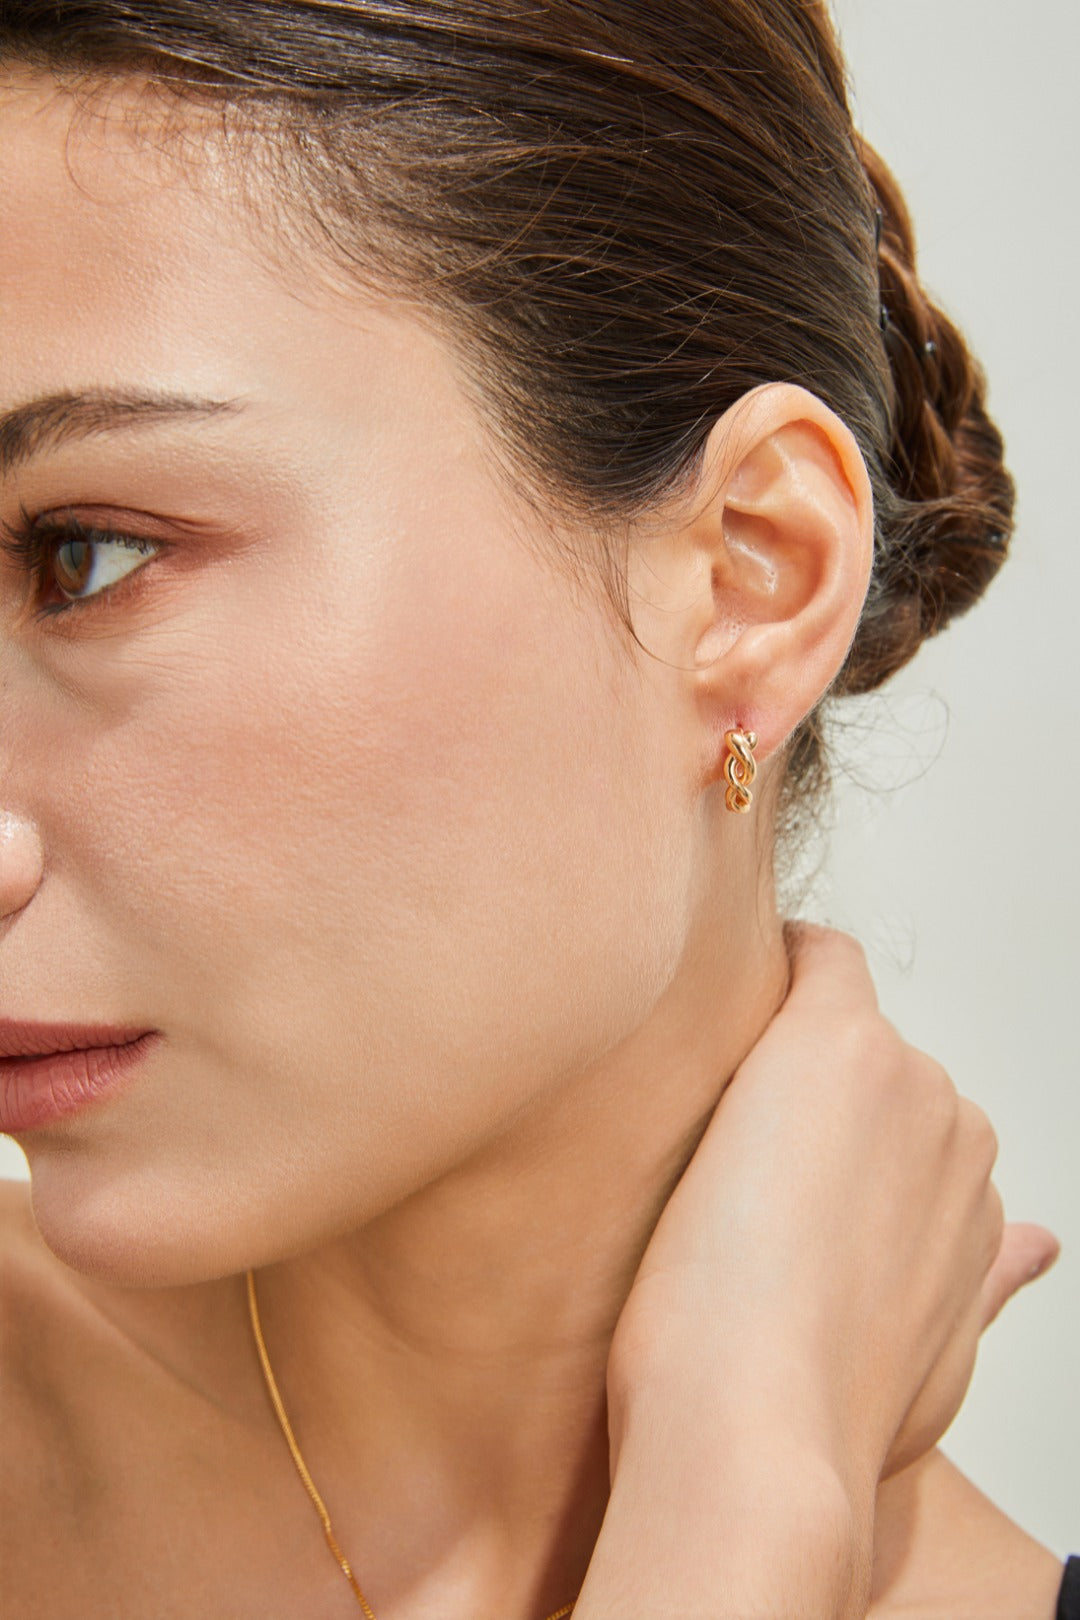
24;1156;238;1291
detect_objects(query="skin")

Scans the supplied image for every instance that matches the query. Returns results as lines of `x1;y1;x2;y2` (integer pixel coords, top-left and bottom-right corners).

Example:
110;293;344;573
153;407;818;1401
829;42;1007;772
0;71;1066;1619
582;924;1063;1617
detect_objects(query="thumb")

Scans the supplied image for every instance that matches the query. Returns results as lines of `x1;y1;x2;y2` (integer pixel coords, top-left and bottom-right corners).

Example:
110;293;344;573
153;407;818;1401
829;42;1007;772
979;1222;1061;1329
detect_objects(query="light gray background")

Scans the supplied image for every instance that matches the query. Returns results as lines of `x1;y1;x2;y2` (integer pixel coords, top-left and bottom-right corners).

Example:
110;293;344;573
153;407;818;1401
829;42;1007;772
813;0;1080;1555
3;0;1077;1558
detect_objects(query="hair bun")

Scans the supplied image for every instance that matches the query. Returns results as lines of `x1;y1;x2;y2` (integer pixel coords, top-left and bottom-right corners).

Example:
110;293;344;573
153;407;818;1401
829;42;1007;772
840;135;1016;696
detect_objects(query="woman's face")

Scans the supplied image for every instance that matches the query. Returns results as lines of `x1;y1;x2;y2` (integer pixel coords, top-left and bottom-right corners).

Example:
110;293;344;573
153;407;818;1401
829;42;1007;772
0;75;715;1285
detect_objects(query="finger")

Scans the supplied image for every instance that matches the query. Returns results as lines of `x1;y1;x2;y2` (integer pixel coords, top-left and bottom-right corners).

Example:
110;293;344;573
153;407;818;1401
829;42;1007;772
780;921;881;1012
979;1222;1061;1328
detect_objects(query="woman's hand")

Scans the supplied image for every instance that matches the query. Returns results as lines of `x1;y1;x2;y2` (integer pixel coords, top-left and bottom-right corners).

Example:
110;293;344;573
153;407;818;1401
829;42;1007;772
608;923;1057;1486
576;924;1058;1620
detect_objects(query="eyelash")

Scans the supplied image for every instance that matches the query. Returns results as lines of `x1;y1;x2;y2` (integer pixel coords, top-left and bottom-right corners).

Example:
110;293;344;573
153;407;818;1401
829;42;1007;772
0;506;161;619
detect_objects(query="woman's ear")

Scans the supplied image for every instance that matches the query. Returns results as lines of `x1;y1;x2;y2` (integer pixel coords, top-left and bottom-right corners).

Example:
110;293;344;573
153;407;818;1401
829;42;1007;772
627;382;874;783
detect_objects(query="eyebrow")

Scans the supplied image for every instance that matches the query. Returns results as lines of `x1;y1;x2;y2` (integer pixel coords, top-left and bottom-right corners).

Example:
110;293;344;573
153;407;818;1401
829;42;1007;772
0;389;246;478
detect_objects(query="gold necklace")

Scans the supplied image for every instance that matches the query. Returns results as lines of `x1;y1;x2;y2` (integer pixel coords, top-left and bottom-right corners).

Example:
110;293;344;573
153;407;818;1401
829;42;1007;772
245;1268;579;1620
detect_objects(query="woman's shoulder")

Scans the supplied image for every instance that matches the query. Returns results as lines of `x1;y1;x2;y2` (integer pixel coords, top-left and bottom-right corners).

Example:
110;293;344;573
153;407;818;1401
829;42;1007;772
0;1181;220;1539
0;1175;42;1400
0;1175;131;1489
0;1178;305;1618
0;1175;80;1413
871;1448;1068;1619
0;1175;107;1606
0;1173;265;1438
0;1174;140;1400
0;1171;45;1272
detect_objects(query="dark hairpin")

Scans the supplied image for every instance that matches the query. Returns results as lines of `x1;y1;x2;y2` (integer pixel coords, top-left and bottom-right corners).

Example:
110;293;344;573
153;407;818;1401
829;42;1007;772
923;339;938;358
873;206;884;251
879;302;891;333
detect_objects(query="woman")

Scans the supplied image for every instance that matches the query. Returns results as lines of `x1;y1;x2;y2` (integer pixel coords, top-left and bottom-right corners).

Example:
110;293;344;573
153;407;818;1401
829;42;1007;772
0;3;1074;1616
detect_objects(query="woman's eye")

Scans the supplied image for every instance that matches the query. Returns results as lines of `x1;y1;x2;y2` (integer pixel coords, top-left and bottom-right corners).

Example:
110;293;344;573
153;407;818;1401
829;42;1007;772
0;514;162;618
51;529;158;603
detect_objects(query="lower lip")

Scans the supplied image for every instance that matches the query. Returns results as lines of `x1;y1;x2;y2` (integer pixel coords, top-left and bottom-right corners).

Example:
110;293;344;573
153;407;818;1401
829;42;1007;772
0;1033;159;1133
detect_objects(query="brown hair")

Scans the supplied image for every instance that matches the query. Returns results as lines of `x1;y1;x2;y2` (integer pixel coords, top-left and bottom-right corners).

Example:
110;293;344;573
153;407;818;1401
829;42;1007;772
0;1;1014;845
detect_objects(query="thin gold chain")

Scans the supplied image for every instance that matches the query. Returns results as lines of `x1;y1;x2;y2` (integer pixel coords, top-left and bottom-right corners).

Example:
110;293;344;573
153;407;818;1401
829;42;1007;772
245;1268;578;1620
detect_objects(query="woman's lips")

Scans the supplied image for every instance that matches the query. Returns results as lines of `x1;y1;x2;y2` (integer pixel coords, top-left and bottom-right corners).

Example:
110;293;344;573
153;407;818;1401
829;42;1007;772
0;1032;160;1132
0;1018;153;1057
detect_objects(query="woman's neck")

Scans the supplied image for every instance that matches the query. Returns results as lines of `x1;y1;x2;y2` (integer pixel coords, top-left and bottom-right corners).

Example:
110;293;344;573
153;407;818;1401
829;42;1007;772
62;869;792;1614
244;890;792;1610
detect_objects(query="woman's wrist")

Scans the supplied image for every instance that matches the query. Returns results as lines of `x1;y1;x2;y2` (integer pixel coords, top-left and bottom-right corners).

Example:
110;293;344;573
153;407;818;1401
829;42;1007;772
575;1362;875;1620
607;1306;882;1514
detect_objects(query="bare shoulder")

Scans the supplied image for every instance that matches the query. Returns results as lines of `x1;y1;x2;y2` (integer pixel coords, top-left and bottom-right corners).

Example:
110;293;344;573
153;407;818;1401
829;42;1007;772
0;1173;136;1391
0;1174;115;1496
0;1175;103;1609
0;1174;79;1394
0;1171;260;1446
0;1176;43;1396
0;1171;43;1265
871;1447;1065;1620
0;1179;306;1618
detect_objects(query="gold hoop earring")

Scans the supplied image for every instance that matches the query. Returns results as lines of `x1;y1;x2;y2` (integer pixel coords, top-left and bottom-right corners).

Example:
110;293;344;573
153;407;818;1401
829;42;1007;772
723;728;759;814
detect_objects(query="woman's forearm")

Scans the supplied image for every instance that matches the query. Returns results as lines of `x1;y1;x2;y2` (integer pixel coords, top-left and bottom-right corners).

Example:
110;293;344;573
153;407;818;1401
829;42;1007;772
573;1375;874;1620
576;1406;1066;1620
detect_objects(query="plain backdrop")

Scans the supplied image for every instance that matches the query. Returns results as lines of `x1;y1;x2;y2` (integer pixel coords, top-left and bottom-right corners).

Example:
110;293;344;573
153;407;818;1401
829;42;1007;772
2;0;1077;1560
813;0;1080;1556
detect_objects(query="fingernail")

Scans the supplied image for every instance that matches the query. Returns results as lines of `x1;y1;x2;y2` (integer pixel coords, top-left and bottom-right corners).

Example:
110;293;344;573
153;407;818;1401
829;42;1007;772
1029;1252;1059;1281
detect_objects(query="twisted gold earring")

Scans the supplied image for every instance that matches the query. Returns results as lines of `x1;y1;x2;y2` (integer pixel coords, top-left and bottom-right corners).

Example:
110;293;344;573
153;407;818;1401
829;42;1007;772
723;728;758;813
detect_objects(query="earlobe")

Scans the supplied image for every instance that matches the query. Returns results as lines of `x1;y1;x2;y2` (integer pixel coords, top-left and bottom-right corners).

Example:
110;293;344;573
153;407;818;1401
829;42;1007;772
690;383;874;770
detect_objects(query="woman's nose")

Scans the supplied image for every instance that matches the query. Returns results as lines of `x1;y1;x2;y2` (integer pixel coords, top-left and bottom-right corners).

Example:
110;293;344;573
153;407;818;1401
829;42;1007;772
0;810;44;921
